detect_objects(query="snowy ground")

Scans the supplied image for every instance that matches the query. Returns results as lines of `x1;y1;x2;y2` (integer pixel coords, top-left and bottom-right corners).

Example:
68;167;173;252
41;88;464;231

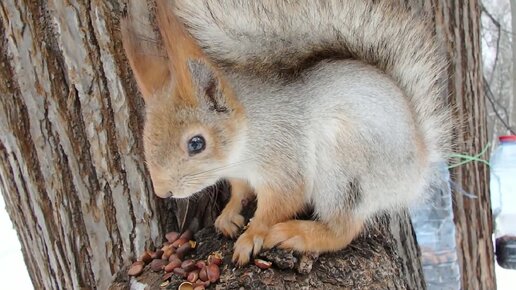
0;193;514;289
496;264;515;290
0;194;33;290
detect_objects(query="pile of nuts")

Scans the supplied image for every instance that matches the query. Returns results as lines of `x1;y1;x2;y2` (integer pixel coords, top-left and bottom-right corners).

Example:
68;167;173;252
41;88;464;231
127;230;222;290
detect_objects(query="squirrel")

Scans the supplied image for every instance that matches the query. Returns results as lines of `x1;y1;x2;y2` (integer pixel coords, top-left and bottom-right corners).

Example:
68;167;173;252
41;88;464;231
121;0;451;266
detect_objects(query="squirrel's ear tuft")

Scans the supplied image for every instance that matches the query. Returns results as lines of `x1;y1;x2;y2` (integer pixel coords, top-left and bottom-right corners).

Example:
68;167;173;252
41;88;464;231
187;60;230;113
120;18;171;102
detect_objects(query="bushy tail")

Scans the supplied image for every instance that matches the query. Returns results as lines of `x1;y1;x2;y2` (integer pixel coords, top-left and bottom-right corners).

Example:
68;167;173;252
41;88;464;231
174;0;451;163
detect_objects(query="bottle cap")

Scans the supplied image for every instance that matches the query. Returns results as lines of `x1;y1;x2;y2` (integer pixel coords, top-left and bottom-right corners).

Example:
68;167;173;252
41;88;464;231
499;135;516;142
496;236;516;270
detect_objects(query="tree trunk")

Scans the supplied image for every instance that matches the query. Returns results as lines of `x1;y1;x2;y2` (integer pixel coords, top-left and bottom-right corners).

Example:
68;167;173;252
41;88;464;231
433;1;497;289
0;0;492;289
0;1;170;289
0;1;228;289
511;0;516;127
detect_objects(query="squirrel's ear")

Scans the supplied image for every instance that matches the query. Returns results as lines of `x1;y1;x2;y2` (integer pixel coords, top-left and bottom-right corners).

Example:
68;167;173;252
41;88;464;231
155;0;228;108
121;19;171;101
187;60;230;113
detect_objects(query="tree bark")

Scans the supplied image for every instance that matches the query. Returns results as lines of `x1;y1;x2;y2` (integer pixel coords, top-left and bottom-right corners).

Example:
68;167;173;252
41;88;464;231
432;1;497;289
0;0;492;289
109;209;425;290
0;1;180;289
0;1;229;289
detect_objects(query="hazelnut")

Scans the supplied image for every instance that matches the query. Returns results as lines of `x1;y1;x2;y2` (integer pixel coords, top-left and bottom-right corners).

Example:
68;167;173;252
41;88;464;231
169;254;181;263
172;238;189;248
176;242;192;259
165;231;180;243
187;270;199;283
127;261;144;276
150;259;167;272
181;259;197;272
165;259;182;273
178;282;194;290
254;259;272;269
198;267;208;282
207;264;220;283
161;243;173;252
162;272;173;281
162;247;175;260
179;230;193;241
152;249;164;260
174;267;187;278
207;252;223;266
195;261;206;269
138;251;153;264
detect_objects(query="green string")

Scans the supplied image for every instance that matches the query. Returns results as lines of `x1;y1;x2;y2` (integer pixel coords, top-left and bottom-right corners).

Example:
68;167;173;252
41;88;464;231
447;143;491;169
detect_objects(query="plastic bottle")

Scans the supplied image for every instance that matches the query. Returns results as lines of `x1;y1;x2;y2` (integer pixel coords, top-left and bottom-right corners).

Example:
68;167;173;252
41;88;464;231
411;162;461;290
490;135;516;269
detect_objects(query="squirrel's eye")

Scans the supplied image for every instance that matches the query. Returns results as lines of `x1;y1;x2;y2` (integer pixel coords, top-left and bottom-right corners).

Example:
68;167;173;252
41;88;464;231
187;135;206;155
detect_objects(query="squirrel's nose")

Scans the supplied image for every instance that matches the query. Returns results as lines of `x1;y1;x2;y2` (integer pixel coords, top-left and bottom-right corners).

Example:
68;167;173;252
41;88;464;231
153;186;173;199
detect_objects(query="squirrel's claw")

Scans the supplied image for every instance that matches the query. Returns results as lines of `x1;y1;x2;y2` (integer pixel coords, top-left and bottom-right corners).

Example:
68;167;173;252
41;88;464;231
264;219;364;253
232;226;266;266
263;221;308;251
215;212;245;238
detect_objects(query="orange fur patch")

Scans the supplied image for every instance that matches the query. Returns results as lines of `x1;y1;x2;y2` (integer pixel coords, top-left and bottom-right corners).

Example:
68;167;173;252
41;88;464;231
215;179;255;238
263;217;364;252
156;0;244;114
232;183;306;265
120;18;170;101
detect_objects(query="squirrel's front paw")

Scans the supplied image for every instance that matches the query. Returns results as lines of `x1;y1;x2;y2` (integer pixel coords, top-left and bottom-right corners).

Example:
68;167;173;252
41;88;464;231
232;225;267;266
214;211;245;238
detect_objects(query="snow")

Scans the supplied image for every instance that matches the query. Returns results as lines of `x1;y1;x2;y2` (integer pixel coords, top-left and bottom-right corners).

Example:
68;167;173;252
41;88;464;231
497;264;516;290
0;193;33;290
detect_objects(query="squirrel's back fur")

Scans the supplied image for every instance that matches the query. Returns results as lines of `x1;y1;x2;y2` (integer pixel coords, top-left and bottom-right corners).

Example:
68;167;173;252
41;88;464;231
174;0;451;167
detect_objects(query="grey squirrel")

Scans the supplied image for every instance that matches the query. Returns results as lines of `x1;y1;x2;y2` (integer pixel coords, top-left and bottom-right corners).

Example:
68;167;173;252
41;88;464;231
121;0;451;265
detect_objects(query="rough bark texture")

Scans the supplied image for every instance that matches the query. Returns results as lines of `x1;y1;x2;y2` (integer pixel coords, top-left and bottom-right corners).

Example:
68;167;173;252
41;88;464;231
0;0;493;289
0;1;229;288
432;1;496;289
0;1;167;289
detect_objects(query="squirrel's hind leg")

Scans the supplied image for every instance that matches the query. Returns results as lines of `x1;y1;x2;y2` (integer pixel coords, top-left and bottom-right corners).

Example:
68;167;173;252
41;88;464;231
214;178;254;238
263;214;365;253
